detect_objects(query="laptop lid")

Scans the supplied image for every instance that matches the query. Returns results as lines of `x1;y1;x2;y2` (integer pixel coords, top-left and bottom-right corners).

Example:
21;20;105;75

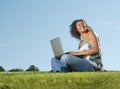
50;37;64;58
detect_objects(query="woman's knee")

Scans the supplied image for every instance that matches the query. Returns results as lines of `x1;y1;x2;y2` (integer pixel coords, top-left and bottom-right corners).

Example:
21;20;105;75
61;54;72;60
60;54;72;64
51;57;57;63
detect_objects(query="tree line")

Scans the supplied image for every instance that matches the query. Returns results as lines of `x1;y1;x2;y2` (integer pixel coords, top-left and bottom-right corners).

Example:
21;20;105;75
0;65;39;72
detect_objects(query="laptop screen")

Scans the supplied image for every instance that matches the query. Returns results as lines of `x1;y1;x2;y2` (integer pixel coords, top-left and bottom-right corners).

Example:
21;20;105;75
50;37;64;58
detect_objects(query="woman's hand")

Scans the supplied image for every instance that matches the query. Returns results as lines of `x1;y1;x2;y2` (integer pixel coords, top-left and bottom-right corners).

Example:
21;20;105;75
69;51;78;55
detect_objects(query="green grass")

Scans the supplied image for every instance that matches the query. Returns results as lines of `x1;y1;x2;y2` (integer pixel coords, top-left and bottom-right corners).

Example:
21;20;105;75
0;72;120;89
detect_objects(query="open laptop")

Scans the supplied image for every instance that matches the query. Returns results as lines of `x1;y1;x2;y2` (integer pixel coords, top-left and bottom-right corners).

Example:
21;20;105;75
50;37;83;60
50;37;64;59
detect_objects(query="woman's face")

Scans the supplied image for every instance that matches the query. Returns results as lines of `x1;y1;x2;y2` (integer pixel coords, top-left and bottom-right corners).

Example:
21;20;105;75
76;21;87;33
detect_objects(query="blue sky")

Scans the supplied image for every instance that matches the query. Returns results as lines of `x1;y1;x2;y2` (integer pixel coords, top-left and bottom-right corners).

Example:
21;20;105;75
0;0;120;71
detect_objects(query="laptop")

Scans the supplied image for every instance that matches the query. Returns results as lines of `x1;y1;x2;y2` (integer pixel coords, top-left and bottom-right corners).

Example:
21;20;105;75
50;37;65;59
50;37;83;60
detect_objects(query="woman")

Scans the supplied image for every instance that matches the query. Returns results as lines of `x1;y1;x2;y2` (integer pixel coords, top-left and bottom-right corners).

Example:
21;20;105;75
51;19;103;72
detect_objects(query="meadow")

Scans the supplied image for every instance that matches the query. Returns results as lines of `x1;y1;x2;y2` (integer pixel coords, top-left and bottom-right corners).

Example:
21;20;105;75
0;71;120;89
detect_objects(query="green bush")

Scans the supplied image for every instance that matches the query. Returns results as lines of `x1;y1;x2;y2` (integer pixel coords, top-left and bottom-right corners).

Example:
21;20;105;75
9;68;23;72
0;65;5;72
26;65;39;71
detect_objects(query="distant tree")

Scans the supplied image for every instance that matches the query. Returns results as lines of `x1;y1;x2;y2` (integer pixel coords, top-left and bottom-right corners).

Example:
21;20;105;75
26;65;39;71
0;65;5;72
9;68;23;72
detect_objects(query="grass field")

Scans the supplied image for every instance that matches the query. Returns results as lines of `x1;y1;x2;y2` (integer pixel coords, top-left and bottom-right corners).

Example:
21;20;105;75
0;71;120;89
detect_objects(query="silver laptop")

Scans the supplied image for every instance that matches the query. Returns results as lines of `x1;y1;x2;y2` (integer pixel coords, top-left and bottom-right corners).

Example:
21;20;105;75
50;37;64;59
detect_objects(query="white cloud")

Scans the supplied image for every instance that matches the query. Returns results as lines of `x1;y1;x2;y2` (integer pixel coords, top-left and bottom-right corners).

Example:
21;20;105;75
94;20;120;29
102;21;113;25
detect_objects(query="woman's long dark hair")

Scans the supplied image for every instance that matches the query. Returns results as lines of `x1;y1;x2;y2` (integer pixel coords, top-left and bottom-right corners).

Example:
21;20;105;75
70;19;89;40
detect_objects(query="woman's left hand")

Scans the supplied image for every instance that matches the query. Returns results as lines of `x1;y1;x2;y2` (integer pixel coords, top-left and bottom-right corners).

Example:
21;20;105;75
69;51;78;55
